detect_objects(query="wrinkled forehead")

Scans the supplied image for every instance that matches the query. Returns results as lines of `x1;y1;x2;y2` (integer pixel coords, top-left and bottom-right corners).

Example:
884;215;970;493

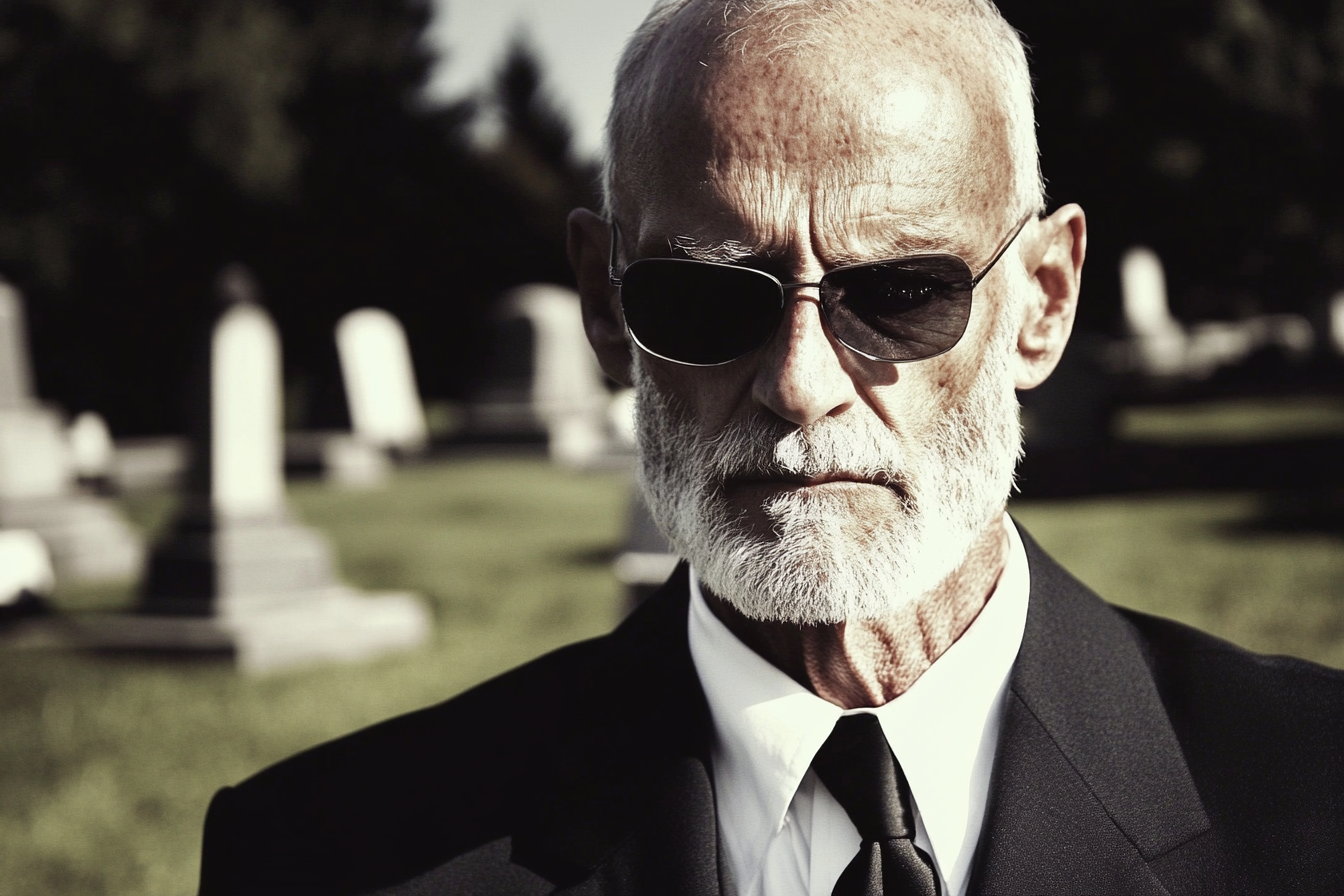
613;3;1016;245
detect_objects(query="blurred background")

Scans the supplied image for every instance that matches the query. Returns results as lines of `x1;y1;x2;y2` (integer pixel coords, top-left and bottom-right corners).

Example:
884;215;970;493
0;0;1341;893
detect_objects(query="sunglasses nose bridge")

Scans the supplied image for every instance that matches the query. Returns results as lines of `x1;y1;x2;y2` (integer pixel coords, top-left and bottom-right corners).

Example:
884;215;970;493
779;278;849;349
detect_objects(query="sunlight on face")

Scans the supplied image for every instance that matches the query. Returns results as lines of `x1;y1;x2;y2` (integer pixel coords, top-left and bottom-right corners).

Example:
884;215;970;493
632;318;1023;624
624;10;1028;623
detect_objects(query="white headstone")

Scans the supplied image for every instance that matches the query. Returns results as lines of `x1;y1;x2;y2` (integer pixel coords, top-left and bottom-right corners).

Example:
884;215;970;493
0;529;54;604
0;408;73;499
499;284;609;466
0;282;139;580
1120;246;1186;377
1331;292;1344;356
0;280;74;499
211;302;284;518
1121;247;1181;339
0;280;35;410
335;308;427;452
123;266;429;671
69;411;114;481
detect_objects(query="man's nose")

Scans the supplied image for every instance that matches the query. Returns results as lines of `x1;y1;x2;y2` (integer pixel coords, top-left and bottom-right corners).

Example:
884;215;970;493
751;295;857;425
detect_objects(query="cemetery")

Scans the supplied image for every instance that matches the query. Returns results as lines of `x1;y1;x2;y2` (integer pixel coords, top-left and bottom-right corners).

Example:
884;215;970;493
2;0;1343;892
1;240;1341;890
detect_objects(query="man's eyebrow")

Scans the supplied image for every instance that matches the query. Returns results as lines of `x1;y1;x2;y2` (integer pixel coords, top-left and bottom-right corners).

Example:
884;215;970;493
828;217;967;265
668;235;755;264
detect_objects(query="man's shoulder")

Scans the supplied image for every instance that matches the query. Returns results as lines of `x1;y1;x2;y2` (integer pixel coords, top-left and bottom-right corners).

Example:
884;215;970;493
1016;520;1344;711
1115;604;1344;750
1119;604;1344;697
232;626;617;795
1019;525;1344;734
200;635;612;895
200;566;703;896
994;528;1344;891
1119;605;1344;878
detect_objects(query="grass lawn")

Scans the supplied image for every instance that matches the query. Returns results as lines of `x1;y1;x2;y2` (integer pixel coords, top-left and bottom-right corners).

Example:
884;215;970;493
2;451;1342;895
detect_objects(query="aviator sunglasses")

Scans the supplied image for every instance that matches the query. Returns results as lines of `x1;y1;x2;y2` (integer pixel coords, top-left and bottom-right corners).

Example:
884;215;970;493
608;211;1036;366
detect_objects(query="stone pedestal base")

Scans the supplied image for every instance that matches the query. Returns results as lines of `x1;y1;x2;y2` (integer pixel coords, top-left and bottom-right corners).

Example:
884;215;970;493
0;494;143;581
74;587;430;673
119;508;431;672
142;513;339;614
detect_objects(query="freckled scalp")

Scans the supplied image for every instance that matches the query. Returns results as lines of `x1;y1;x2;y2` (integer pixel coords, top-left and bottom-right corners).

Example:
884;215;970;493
604;0;1043;231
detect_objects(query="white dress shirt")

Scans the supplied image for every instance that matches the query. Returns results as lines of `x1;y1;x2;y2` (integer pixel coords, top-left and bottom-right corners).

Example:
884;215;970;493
687;515;1031;896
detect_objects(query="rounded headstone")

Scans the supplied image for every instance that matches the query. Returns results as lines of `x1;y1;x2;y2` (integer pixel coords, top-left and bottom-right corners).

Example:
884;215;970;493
211;302;284;518
335;308;427;452
0;529;54;605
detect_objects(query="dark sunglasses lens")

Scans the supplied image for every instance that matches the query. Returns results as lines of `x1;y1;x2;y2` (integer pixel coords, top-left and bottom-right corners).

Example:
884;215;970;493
823;256;975;361
620;260;782;365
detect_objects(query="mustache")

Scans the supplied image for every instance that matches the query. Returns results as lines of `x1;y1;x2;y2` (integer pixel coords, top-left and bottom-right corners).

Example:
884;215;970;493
697;412;914;493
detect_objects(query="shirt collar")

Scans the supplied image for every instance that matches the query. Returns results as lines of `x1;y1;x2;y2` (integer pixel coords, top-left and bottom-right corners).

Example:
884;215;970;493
688;514;1031;896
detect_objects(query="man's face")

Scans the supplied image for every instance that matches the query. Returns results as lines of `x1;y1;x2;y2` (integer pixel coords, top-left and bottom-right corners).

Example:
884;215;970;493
622;28;1029;624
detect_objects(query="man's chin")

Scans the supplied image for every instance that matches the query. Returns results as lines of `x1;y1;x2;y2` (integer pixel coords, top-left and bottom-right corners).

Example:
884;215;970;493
686;526;932;626
699;567;923;626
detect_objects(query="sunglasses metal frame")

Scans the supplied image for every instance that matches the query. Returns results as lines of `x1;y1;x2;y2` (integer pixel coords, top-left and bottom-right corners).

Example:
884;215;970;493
607;210;1037;366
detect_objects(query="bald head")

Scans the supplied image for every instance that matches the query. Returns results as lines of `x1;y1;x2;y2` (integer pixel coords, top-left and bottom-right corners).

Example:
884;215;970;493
605;0;1042;233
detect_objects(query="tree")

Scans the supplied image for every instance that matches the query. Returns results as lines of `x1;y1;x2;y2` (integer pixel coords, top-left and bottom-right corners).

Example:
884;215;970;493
999;0;1344;331
0;0;591;435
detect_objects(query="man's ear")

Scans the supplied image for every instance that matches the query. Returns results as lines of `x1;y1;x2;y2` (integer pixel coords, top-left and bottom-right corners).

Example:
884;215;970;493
1013;203;1086;390
568;207;633;387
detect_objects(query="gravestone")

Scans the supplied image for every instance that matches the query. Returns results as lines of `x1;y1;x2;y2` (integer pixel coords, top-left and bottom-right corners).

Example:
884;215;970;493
1331;292;1344;356
1119;246;1186;377
1115;247;1315;381
0;529;54;605
69;411;114;487
0;528;53;628
615;491;679;610
336;308;427;454
0;279;142;579
89;266;429;673
468;284;612;466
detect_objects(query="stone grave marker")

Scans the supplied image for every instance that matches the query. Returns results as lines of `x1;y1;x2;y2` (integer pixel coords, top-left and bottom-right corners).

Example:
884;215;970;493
336;308;427;454
1331;292;1344;356
210;296;285;519
86;266;429;673
69;411;115;485
1116;247;1315;380
468;284;612;466
0;280;34;409
0;529;54;606
1119;246;1186;377
0;279;142;579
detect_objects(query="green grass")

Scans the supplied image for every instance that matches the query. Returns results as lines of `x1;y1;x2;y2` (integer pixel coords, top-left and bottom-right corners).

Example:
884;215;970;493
1112;395;1344;444
0;457;631;896
1;454;1341;895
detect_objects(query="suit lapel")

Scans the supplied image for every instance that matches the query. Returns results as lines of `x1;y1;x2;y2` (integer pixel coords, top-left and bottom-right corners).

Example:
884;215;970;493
507;529;1216;894
511;565;723;896
969;527;1211;895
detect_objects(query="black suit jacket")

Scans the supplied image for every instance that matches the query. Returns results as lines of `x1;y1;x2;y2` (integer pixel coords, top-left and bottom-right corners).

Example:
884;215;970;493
199;528;1344;895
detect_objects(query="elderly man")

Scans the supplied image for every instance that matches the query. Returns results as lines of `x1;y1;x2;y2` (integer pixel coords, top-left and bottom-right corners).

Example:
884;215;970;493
198;1;1344;894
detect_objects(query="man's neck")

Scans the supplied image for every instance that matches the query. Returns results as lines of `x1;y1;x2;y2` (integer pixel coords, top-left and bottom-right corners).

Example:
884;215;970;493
703;518;1010;709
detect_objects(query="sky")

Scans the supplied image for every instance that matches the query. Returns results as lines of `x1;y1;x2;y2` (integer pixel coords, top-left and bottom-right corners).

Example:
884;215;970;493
423;0;659;161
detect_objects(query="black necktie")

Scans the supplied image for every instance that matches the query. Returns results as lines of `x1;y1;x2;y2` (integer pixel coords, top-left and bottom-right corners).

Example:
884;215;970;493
810;714;940;896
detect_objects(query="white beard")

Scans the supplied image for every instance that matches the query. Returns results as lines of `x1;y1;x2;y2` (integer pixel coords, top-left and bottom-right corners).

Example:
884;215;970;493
632;324;1024;625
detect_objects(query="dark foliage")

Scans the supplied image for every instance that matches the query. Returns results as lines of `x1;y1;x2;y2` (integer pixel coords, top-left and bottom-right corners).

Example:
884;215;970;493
998;0;1344;333
0;0;597;435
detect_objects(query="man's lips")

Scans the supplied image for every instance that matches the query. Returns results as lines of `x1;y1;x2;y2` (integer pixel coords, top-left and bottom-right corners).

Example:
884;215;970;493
723;471;898;490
